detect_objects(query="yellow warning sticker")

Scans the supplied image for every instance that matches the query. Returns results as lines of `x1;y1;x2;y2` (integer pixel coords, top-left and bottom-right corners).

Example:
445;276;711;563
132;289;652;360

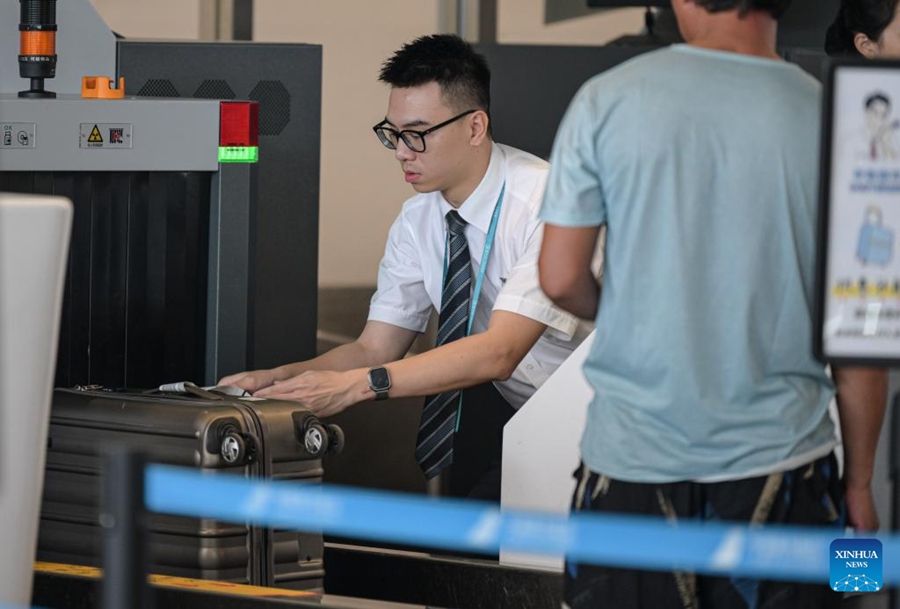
88;125;103;143
34;562;318;598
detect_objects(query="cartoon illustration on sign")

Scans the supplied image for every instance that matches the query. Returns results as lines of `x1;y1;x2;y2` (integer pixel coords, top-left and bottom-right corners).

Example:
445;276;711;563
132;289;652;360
857;205;894;266
859;92;900;161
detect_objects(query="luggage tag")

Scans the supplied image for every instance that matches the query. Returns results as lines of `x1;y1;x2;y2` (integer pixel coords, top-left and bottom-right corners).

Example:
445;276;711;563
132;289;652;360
156;381;250;399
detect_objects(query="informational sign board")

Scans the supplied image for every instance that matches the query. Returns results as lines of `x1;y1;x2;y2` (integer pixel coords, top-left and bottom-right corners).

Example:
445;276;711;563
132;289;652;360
817;60;900;364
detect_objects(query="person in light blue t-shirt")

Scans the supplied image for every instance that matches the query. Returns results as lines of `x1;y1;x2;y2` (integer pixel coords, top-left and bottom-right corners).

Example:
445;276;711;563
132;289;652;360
537;1;888;607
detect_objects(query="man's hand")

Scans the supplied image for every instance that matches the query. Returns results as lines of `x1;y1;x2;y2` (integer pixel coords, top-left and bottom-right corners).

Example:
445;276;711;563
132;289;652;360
253;370;366;418
217;321;417;398
845;481;880;532
218;369;278;393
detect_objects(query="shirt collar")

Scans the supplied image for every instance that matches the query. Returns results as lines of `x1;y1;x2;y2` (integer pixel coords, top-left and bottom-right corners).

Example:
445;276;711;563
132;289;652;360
439;143;504;234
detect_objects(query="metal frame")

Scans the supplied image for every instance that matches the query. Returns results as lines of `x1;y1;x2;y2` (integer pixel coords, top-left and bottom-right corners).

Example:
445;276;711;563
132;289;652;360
206;162;258;384
118;40;322;375
0;95;258;388
0;96;219;172
232;0;253;41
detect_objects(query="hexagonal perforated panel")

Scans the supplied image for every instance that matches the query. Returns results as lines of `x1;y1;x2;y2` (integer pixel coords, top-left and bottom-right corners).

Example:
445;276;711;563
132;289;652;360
193;79;236;100
249;80;291;136
136;79;180;98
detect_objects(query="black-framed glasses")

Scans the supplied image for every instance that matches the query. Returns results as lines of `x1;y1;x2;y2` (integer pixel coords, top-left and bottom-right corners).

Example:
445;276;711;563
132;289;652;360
373;109;477;153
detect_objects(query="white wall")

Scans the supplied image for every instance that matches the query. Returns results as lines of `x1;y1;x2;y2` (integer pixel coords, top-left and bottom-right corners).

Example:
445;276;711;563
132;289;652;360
86;0;645;287
498;1;645;46
256;1;644;287
88;0;202;39
254;1;443;288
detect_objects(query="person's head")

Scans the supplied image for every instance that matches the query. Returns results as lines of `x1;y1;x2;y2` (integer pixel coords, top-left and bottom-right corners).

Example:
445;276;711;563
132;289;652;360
866;93;892;131
826;0;900;58
374;34;492;205
671;0;792;42
866;205;883;225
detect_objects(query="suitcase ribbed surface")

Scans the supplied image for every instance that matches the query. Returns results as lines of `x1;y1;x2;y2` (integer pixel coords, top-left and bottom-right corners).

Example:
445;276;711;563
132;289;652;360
38;389;328;590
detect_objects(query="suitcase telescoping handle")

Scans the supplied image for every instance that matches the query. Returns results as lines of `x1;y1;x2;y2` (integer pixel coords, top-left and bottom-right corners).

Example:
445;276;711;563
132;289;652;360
293;413;344;458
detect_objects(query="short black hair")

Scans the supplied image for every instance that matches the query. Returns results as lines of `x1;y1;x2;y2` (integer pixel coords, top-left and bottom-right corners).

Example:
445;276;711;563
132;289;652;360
379;34;491;114
691;0;793;19
826;0;900;56
867;92;892;108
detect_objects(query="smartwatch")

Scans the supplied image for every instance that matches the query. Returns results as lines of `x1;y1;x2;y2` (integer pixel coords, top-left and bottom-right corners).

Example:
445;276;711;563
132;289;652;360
367;366;391;401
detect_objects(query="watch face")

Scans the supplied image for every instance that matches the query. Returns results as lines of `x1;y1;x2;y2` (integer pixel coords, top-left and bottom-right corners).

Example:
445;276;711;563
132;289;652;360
369;367;390;391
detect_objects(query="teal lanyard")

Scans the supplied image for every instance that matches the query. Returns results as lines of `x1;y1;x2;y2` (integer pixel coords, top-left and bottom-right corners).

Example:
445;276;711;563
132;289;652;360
441;182;506;431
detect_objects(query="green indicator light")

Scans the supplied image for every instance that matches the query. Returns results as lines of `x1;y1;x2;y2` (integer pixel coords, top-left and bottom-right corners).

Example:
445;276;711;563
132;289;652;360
218;146;259;163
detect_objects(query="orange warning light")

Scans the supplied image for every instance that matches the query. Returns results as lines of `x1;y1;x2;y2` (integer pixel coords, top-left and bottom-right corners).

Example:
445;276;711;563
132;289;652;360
20;31;55;56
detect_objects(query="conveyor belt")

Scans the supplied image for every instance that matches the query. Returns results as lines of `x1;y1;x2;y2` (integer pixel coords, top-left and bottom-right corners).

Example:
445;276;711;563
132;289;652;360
32;561;427;609
323;543;562;608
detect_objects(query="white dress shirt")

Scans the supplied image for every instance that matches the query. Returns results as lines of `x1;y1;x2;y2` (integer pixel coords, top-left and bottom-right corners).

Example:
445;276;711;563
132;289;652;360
368;143;594;409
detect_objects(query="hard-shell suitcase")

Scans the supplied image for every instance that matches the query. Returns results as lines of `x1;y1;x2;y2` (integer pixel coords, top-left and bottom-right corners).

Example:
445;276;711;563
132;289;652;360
37;387;343;590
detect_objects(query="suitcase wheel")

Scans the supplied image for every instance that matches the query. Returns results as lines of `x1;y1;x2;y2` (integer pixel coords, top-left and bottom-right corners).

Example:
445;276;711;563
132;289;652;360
325;424;344;456
293;413;330;458
220;427;259;465
302;422;328;458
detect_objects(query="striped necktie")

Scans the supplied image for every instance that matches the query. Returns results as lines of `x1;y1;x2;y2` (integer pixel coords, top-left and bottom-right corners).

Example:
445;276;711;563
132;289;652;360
415;210;471;479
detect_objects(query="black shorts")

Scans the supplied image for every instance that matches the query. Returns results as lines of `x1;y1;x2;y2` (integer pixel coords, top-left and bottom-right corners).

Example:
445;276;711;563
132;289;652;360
565;454;844;609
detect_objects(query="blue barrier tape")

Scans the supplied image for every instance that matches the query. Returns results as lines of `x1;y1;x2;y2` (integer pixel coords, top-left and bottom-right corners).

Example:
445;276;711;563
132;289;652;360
147;465;900;585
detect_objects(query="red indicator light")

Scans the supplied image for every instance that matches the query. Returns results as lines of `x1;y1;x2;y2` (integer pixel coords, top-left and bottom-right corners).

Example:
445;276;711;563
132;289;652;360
220;101;259;147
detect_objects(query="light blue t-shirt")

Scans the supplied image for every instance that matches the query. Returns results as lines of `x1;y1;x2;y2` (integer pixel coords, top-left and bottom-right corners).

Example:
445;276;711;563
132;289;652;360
539;45;836;483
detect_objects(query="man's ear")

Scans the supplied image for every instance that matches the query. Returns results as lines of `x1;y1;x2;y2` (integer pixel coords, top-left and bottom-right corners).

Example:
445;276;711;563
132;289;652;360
855;32;880;59
469;110;490;146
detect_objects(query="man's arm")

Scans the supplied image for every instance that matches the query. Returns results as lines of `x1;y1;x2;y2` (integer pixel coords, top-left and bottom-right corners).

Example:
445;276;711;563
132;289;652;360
538;224;602;320
253;311;547;417
833;366;888;531
218;321;418;392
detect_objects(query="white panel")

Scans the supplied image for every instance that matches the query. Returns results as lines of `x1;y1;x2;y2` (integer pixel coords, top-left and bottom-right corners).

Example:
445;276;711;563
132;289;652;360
0;193;72;605
500;331;594;570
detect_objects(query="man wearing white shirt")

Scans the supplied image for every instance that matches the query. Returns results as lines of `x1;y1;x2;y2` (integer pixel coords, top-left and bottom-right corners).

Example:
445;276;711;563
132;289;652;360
221;34;593;500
